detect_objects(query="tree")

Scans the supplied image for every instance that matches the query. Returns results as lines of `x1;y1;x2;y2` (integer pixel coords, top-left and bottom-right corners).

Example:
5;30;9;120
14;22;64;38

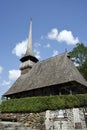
78;60;87;80
69;43;87;80
69;43;87;66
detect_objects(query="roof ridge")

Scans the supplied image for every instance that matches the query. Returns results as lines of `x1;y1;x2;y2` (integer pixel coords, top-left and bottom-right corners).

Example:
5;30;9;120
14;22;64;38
35;52;67;65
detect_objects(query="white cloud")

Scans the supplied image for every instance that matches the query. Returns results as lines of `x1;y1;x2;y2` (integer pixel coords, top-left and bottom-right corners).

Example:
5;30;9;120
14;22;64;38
34;49;41;59
48;28;58;40
1;80;11;87
0;66;3;74
12;38;41;60
34;42;41;48
71;58;79;67
44;43;51;48
12;39;28;57
58;30;79;45
52;50;59;57
74;62;79;67
9;69;21;81
47;28;79;45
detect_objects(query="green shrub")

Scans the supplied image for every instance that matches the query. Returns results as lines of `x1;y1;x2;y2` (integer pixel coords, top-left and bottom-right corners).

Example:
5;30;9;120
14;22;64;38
37;116;44;124
0;94;87;113
0;104;1;111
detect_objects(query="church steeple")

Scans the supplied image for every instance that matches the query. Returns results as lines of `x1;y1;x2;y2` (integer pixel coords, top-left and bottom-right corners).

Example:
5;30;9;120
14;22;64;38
20;19;39;74
24;18;33;57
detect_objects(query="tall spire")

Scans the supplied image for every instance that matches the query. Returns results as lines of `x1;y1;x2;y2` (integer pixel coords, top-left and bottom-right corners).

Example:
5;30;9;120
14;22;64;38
25;18;33;56
20;19;38;74
20;18;39;62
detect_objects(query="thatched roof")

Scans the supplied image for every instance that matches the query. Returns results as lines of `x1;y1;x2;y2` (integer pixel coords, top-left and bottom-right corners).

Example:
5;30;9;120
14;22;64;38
4;53;87;96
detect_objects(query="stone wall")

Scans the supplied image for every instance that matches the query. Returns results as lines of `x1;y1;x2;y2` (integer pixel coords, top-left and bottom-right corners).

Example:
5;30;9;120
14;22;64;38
0;112;45;130
0;107;87;130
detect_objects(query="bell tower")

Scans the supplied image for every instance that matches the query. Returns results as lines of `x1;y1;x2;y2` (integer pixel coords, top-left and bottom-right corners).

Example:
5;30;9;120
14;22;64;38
20;19;38;74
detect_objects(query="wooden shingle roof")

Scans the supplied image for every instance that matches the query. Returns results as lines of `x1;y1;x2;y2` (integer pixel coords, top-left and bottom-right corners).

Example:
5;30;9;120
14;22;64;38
4;53;87;96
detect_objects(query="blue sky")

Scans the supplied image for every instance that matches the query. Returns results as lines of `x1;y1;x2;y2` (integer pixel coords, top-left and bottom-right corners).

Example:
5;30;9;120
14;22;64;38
0;0;87;99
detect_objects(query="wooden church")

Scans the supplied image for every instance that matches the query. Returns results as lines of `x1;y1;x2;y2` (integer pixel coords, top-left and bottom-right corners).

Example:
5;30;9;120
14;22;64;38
4;20;87;99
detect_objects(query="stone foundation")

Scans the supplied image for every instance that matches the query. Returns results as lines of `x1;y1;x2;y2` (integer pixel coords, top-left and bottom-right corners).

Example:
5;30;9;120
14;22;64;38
0;108;87;130
0;112;45;130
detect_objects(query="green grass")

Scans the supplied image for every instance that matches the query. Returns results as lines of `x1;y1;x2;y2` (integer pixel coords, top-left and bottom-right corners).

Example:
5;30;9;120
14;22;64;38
0;94;87;113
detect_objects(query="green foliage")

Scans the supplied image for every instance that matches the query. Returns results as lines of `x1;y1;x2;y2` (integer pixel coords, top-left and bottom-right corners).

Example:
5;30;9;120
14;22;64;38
1;96;6;102
64;95;80;108
37;116;44;124
1;94;87;113
69;43;87;66
77;60;87;80
69;43;87;80
0;104;1;111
